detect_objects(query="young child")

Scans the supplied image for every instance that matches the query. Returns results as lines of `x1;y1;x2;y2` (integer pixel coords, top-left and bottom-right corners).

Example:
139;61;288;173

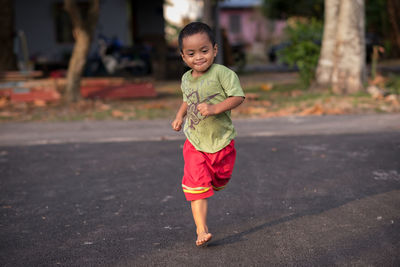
171;22;245;247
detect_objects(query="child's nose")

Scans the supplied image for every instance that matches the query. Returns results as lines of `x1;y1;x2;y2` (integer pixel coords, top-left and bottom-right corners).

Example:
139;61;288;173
195;53;203;60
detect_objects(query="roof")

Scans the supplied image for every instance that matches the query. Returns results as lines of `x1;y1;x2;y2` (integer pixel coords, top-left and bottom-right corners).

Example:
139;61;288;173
219;0;262;8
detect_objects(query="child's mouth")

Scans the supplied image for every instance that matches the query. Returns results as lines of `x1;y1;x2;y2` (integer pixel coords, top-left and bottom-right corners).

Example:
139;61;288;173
195;62;206;68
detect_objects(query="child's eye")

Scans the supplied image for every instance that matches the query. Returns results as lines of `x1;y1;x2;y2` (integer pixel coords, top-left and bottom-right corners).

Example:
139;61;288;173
202;50;208;53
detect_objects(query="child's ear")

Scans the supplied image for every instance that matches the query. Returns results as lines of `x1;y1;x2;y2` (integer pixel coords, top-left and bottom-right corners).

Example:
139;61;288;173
180;52;188;66
214;44;218;56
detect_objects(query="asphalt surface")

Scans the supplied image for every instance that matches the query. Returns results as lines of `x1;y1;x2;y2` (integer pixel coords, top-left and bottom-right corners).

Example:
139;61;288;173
1;114;400;266
1;113;399;146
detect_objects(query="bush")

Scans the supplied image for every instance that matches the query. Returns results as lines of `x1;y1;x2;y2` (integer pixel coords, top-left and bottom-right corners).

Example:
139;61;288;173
279;18;323;87
385;74;400;95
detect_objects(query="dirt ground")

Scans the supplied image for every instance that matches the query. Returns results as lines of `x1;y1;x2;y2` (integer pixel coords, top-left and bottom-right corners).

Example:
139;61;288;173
0;71;399;122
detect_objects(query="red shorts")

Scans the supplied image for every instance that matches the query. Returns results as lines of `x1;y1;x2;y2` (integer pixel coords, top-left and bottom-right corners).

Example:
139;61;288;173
182;139;236;201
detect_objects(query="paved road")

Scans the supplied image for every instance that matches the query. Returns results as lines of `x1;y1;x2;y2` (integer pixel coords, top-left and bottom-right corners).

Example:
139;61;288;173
1;114;399;146
0;114;399;266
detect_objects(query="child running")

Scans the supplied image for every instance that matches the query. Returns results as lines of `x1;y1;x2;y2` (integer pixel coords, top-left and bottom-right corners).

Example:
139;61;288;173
171;22;245;247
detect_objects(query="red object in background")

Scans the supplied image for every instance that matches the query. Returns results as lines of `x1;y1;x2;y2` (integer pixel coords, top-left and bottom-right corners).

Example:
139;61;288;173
10;89;61;102
49;70;67;78
0;88;12;98
81;82;157;99
2;78;157;102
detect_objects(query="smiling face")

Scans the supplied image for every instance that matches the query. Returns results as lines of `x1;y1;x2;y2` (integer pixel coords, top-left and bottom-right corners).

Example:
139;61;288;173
180;32;218;78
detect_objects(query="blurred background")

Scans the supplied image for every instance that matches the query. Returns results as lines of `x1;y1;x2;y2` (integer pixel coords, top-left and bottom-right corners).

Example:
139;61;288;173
1;0;288;79
0;0;399;120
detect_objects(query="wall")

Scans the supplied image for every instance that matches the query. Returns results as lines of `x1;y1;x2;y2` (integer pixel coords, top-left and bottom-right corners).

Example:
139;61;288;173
220;9;267;45
219;7;286;62
14;0;131;63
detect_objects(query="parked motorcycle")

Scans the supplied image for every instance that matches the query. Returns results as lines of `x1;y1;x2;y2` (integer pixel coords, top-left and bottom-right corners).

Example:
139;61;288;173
85;35;151;77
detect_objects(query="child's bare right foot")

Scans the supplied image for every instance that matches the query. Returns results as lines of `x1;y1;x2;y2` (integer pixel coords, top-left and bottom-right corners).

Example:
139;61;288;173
196;232;212;247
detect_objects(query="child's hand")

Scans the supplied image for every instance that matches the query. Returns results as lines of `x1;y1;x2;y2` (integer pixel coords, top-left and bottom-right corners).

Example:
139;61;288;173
197;103;217;116
171;117;183;131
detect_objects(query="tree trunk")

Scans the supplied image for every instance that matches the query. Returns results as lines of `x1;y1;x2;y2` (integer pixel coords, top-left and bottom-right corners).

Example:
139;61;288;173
315;0;340;86
331;0;366;94
387;0;400;52
65;30;91;102
203;0;214;28
316;0;366;94
0;0;17;71
64;0;99;102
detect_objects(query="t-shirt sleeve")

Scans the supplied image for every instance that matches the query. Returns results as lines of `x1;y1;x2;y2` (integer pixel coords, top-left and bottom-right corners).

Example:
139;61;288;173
181;75;188;102
182;87;187;102
219;67;245;98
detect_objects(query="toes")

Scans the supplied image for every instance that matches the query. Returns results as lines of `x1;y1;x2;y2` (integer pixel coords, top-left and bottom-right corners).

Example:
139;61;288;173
196;233;212;247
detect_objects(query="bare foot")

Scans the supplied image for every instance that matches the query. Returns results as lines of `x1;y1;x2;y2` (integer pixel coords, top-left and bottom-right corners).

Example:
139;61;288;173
196;232;212;247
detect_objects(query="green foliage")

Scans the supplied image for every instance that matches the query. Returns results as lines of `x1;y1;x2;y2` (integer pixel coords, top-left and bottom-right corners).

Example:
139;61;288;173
165;20;182;45
279;19;323;87
262;0;324;19
365;0;394;57
365;0;390;38
385;74;400;95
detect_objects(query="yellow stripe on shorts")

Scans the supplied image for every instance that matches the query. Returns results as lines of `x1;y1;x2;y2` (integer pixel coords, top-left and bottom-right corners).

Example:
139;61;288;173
212;185;226;191
182;184;211;194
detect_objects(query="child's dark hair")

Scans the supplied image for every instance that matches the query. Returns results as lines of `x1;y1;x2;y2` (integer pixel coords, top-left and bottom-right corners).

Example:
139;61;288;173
178;22;215;52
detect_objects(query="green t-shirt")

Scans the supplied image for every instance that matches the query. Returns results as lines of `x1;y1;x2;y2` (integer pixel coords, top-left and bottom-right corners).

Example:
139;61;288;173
181;64;245;153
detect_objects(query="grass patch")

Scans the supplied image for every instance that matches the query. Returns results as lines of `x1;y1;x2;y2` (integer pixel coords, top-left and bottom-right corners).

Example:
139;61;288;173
244;82;331;106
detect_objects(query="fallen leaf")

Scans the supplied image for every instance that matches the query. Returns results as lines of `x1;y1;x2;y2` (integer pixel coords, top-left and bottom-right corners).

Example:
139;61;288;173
111;110;124;118
0;97;8;108
367;85;385;100
324;108;346;115
33;99;46;107
299;104;324;116
261;83;273;91
368;75;387;86
99;104;111;111
384;94;400;106
246;106;267;115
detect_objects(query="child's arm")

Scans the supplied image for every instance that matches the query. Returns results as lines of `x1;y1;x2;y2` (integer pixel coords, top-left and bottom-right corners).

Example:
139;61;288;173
197;96;244;116
171;101;188;131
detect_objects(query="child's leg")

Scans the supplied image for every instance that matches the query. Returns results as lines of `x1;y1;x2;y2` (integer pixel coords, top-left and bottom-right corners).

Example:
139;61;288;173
191;198;212;246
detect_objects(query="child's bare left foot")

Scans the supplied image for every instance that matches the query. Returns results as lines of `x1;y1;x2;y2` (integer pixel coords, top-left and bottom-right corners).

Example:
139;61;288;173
196;232;212;247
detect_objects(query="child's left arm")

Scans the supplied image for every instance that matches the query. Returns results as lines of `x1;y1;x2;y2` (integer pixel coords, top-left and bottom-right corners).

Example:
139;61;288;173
197;96;244;116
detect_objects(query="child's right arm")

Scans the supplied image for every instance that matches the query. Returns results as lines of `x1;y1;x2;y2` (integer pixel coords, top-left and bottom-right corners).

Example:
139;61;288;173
171;101;188;131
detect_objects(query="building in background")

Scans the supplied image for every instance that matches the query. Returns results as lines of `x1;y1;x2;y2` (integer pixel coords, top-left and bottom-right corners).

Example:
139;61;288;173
163;0;287;65
11;0;287;79
13;0;167;78
218;0;286;64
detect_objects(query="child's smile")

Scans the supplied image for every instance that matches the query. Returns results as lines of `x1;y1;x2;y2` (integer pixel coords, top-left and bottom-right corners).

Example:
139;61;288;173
180;32;218;78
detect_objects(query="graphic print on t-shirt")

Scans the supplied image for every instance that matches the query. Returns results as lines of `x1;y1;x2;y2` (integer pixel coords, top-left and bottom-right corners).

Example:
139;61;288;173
184;90;219;130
